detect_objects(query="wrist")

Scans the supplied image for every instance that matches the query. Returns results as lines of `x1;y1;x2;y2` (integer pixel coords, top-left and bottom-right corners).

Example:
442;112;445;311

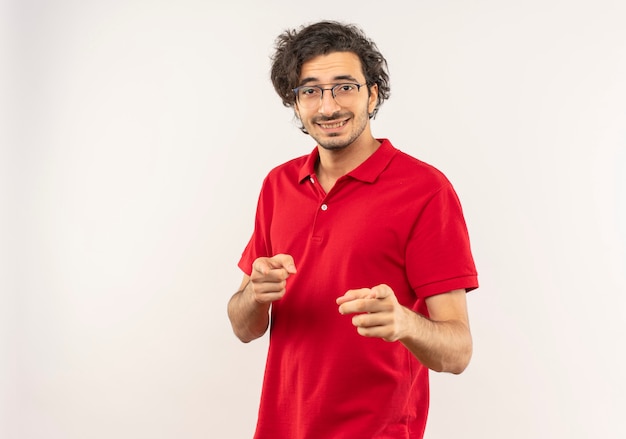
397;307;426;344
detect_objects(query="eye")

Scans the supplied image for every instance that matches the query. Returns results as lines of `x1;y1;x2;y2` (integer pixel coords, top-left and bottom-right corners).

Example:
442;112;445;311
336;83;357;94
299;87;320;98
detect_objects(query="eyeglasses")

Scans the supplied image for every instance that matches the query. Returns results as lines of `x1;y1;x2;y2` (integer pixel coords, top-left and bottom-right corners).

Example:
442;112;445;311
292;83;367;109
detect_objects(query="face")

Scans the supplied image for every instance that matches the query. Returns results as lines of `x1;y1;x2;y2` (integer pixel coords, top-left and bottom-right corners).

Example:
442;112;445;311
294;52;378;151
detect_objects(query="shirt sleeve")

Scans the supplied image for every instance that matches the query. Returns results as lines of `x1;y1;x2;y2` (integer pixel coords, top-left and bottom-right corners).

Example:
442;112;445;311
405;182;478;299
238;178;273;276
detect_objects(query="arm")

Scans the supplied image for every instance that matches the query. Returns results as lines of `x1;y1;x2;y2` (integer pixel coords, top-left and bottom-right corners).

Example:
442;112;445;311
227;254;297;343
336;286;472;374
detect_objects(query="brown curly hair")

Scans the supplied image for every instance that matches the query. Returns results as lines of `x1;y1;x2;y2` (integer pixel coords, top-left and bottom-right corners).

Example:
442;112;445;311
270;20;391;120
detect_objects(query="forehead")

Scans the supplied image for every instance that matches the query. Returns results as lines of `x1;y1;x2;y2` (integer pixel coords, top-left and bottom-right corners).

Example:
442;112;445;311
299;51;364;84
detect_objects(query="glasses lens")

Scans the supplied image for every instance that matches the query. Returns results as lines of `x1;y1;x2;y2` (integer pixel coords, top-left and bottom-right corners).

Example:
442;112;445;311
295;83;362;108
333;83;360;106
296;86;321;108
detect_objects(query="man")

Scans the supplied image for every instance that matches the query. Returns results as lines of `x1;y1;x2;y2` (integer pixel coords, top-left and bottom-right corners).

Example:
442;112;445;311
227;20;478;439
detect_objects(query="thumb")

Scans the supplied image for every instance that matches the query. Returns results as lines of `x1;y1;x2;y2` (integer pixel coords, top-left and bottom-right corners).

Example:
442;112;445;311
371;284;393;299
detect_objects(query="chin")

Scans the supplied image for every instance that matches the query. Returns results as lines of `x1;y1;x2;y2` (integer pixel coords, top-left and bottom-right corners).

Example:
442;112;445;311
313;131;357;151
318;140;350;151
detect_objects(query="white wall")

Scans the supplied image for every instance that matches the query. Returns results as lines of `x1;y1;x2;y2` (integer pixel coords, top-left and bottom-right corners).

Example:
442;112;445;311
3;1;625;438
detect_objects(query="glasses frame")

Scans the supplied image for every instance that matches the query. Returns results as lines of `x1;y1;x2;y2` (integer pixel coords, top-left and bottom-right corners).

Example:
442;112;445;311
292;82;367;107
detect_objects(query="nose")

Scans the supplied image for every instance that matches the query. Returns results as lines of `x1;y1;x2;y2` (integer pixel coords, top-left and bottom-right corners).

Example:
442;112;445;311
318;89;341;116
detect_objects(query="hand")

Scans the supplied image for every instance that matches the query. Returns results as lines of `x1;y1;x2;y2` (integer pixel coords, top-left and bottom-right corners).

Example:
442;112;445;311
249;254;297;304
336;284;412;342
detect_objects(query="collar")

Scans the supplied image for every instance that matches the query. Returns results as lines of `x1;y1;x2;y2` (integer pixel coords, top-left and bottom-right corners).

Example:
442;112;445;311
298;138;396;184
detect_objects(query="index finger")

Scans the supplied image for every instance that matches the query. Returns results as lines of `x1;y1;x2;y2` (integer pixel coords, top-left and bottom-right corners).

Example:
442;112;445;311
253;254;297;275
336;288;376;305
269;254;297;274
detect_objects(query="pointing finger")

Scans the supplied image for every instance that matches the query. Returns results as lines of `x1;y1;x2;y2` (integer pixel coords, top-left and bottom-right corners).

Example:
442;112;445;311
336;288;375;306
253;255;297;276
270;254;297;274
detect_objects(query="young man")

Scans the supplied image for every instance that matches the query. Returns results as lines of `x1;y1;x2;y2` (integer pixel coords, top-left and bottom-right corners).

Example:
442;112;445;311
227;20;478;439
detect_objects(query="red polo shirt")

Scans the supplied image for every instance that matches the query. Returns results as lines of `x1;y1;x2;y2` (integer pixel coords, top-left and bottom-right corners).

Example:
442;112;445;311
239;139;478;439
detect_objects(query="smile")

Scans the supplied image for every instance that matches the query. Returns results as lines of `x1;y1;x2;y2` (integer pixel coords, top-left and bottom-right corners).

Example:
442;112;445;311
318;120;348;129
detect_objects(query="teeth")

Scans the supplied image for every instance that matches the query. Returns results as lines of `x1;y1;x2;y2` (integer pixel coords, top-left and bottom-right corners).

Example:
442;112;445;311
320;121;346;129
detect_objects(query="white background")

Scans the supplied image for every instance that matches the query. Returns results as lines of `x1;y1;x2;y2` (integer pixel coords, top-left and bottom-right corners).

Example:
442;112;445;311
2;0;625;438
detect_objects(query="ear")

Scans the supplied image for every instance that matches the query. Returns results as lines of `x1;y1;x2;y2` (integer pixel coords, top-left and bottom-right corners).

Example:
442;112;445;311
368;83;379;114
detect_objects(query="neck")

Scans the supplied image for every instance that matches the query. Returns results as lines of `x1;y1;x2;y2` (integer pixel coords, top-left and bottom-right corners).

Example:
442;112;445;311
316;136;381;192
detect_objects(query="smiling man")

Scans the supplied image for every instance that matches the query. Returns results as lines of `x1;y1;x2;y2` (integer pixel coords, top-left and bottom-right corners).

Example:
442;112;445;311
227;21;479;439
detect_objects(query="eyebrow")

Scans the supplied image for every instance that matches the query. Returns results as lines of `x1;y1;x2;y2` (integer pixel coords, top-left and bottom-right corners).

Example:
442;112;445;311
299;74;361;86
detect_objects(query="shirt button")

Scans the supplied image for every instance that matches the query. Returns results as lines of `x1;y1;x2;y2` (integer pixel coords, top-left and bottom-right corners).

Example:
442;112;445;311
309;177;315;183
321;204;328;211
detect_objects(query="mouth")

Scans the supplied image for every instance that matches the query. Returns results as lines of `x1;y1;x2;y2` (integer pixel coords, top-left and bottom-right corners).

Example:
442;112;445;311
317;119;349;130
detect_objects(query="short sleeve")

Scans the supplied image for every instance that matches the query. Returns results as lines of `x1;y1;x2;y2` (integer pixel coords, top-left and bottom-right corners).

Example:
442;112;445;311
405;182;478;298
238;179;273;276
